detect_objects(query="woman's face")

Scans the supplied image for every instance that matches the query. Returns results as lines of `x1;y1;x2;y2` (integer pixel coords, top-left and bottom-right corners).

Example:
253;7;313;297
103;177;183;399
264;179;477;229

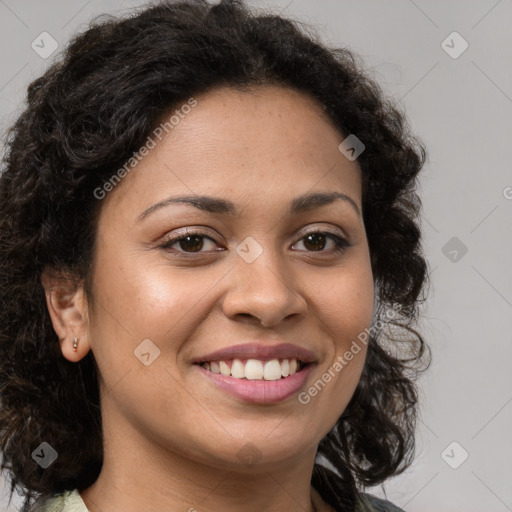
82;85;375;471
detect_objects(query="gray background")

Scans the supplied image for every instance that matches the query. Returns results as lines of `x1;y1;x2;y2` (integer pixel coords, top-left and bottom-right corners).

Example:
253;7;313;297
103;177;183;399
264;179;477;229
1;1;511;511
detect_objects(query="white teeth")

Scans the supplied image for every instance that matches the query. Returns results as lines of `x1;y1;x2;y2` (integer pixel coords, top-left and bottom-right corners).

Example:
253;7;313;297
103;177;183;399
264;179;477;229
219;361;231;376
263;359;282;380
231;358;245;379
201;358;303;380
245;359;264;380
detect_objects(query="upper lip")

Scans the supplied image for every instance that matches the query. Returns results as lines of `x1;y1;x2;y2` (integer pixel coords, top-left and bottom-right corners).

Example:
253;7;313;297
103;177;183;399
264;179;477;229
193;342;317;364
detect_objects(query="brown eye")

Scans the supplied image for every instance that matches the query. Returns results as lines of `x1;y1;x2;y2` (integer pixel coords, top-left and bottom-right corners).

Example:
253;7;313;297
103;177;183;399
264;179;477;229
175;234;205;252
302;232;327;251
159;229;220;254
159;228;350;257
293;231;351;254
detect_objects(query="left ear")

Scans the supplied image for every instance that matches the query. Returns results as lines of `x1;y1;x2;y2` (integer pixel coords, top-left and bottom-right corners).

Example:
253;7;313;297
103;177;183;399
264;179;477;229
41;268;91;362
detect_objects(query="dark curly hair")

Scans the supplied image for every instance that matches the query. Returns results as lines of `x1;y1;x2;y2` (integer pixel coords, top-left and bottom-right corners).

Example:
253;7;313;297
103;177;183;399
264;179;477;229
0;1;431;510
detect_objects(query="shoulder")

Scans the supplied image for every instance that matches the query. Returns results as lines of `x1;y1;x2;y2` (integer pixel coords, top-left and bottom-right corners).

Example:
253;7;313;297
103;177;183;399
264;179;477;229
29;489;89;512
356;492;406;512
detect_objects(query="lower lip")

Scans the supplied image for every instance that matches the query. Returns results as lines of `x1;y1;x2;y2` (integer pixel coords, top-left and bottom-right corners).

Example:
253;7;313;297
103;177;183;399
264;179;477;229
195;363;315;404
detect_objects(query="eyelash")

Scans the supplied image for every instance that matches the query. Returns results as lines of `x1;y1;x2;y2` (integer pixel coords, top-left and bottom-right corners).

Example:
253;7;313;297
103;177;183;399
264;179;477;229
158;228;351;257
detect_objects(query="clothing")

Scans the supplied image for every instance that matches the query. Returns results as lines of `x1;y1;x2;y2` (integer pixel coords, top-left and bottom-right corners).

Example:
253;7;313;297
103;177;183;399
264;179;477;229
358;493;405;512
32;488;405;512
31;489;87;512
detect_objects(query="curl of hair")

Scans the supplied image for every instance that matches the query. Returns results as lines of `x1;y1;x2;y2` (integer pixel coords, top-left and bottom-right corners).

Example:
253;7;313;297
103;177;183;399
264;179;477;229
0;1;431;510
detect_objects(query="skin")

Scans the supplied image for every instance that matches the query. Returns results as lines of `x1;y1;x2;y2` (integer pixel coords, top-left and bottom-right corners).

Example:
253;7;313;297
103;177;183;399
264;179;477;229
43;85;375;512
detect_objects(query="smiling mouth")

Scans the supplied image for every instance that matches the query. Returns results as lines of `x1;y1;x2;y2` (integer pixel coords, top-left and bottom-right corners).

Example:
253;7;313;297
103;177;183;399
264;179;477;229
196;358;309;381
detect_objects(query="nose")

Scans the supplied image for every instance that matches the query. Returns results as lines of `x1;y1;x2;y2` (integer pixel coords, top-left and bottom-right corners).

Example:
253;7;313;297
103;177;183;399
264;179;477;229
221;244;307;327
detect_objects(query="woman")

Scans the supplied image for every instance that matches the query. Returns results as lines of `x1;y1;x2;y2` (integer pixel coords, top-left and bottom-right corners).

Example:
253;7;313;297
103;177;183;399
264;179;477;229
0;1;430;511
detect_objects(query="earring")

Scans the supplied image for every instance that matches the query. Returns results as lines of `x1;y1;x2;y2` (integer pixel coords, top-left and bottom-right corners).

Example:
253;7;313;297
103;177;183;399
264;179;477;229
73;337;79;352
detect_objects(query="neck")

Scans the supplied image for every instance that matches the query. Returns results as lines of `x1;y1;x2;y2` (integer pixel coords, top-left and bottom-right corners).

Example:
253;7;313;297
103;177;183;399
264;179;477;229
80;408;330;512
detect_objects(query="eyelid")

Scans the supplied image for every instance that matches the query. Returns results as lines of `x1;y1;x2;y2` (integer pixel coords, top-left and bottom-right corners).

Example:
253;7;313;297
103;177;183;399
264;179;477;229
160;226;222;244
160;223;348;244
295;223;348;240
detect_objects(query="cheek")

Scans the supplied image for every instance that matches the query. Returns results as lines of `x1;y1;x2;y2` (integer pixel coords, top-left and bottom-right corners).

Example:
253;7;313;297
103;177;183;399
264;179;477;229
303;257;374;410
314;263;375;351
88;254;222;353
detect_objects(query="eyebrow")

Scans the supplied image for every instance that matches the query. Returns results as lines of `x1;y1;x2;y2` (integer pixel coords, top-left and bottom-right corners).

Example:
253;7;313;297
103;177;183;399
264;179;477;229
137;191;361;222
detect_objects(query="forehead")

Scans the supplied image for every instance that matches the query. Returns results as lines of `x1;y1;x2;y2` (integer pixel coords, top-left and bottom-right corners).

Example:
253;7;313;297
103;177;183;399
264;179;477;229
101;85;362;221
